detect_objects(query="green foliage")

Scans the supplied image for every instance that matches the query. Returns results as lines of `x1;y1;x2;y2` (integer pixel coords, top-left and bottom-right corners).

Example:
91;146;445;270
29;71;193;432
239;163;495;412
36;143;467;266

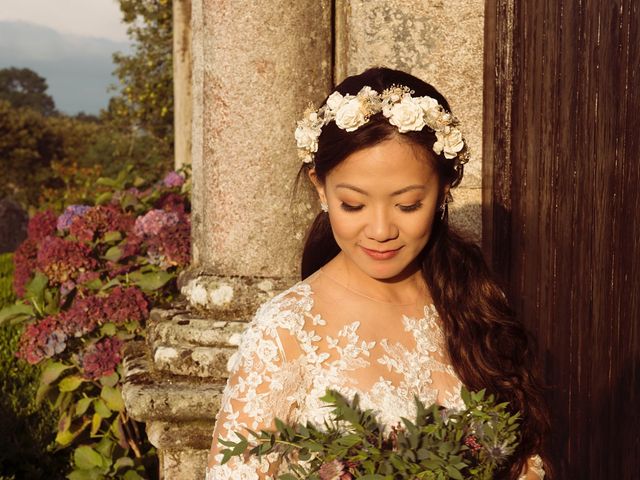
220;387;521;480
0;100;65;206
0;67;56;116
0;253;70;478
108;0;173;159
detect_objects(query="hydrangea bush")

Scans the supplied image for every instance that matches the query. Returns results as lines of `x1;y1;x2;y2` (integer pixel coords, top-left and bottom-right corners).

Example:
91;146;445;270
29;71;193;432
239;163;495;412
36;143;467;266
0;166;191;479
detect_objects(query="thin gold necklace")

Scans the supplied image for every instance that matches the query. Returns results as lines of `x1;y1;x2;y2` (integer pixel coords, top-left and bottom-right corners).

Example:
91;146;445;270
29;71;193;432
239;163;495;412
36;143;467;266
319;268;428;307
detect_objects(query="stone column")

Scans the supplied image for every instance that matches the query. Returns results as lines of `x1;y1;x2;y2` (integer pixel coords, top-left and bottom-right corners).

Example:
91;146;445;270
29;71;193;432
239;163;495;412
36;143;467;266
173;0;193;169
122;1;332;478
335;0;485;242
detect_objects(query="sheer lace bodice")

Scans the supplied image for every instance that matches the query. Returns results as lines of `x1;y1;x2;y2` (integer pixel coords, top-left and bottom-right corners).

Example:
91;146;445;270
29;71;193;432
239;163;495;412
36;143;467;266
206;270;545;479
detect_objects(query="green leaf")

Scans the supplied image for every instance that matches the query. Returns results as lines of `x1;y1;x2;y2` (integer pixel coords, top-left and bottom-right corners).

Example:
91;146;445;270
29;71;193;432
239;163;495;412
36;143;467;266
101;385;124;412
114;457;135;471
74;445;104;470
76;396;94;416
99;371;119;388
95;192;113;205
103;246;122;262
100;323;117;336
93;398;112;419
103;231;122;243
41;361;74;385
67;469;104;480
59;375;84;392
128;270;173;291
0;302;34;324
91;413;102;436
123;471;144;480
25;271;48;300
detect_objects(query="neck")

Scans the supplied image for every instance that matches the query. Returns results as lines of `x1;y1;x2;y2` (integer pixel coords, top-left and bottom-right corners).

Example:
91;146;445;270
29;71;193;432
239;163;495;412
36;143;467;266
325;252;428;305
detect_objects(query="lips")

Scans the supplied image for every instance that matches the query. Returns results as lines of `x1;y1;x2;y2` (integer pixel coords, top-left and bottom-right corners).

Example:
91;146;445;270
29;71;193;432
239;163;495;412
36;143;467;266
360;245;403;260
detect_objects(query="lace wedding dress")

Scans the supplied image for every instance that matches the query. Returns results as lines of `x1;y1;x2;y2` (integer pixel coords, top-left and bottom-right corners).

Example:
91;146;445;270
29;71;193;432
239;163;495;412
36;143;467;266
206;270;545;479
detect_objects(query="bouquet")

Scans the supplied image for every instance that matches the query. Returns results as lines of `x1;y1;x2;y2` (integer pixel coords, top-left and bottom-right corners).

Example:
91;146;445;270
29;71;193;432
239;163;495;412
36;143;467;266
219;387;521;480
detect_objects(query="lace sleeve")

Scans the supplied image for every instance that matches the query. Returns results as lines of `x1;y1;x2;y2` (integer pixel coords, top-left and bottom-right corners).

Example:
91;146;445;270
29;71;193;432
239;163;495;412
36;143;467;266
517;454;546;480
206;301;304;480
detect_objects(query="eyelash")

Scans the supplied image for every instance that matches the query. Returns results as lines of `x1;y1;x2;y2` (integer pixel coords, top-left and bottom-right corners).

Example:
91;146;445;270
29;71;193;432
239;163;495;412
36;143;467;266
340;202;423;212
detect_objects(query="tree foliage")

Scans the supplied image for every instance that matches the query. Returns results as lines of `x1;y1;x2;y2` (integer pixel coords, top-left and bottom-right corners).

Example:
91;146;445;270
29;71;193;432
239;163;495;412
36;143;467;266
0;67;57;116
108;0;174;154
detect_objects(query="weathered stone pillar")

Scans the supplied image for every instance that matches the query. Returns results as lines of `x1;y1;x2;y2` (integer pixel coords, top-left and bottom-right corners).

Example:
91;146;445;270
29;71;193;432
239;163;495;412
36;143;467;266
335;0;485;242
123;1;332;478
173;0;193;169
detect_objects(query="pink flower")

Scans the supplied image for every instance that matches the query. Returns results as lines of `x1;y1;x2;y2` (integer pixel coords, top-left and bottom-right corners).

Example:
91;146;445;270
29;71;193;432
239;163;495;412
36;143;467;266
69;205;135;243
27;210;57;243
155;192;188;214
145;214;191;268
162;171;185;188
36;236;96;285
103;287;148;325
134;209;180;237
61;295;107;337
17;315;68;364
12;238;38;297
80;337;124;380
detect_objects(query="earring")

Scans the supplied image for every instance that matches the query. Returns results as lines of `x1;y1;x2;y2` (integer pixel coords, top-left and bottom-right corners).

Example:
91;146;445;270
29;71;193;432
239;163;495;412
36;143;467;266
321;202;329;213
440;192;453;220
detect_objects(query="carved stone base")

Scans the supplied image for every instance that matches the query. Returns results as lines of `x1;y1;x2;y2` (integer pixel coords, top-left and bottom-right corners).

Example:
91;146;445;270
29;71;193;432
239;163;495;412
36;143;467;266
122;275;295;479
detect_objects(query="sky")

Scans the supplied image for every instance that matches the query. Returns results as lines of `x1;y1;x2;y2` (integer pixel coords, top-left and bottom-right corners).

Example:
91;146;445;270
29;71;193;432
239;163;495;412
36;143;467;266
0;0;128;42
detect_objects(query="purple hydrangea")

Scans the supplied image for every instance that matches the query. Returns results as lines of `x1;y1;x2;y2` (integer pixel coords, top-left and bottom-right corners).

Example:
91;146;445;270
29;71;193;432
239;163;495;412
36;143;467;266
80;337;124;380
57;205;91;232
17;315;68;364
162;171;185;188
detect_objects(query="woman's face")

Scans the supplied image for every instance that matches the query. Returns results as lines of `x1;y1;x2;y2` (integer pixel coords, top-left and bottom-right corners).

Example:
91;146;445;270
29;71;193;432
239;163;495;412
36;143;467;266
311;137;444;281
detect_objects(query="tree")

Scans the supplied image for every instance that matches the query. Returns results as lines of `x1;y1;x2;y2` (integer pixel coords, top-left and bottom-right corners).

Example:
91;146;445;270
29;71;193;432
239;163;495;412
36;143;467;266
0;68;56;116
109;0;174;155
0;100;64;206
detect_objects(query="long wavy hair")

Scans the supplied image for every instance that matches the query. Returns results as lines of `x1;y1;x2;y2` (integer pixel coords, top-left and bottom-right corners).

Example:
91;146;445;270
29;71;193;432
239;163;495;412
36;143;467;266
298;67;553;480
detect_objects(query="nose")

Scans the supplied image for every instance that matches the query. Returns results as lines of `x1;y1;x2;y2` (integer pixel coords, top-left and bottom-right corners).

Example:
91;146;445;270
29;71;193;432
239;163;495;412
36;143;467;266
364;207;399;243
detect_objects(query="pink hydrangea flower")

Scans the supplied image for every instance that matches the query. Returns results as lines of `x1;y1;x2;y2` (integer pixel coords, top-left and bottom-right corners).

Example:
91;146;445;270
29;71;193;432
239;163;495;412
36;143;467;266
27;210;57;243
80;337;124;380
145;214;191;268
12;238;38;297
134;209;180;237
17;315;68;364
61;295;108;337
162;171;185;188
57;205;91;232
69;205;135;243
103;286;148;325
36;236;96;285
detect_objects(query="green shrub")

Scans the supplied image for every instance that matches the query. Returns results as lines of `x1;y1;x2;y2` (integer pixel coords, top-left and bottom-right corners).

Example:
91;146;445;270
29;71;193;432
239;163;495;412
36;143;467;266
0;253;69;478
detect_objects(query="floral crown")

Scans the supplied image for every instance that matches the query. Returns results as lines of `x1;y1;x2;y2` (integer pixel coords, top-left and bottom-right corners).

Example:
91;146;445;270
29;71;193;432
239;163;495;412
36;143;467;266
295;85;470;167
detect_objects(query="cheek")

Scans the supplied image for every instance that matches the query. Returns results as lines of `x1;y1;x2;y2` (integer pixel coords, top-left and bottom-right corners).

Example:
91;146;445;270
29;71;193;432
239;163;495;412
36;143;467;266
328;212;360;242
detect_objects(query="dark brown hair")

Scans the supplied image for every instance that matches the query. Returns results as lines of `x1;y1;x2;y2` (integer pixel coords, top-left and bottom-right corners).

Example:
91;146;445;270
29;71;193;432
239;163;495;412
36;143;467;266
299;67;553;479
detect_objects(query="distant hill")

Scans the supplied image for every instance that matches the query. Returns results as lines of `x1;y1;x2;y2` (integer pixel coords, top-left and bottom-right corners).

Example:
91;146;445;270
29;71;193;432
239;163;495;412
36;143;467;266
0;21;132;115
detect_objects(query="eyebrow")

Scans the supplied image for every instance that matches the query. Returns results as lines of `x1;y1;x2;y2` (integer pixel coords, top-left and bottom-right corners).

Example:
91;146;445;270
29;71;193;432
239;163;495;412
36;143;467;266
335;183;426;196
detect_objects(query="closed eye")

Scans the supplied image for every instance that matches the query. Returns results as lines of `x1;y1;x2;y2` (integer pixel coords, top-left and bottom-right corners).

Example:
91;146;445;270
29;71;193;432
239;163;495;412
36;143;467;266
398;202;423;212
340;202;363;212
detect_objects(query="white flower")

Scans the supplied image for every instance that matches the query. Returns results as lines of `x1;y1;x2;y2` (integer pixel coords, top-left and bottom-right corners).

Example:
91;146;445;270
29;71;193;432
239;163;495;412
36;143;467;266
386;97;426;132
294;113;322;153
325;91;345;112
433;128;465;159
334;97;367;131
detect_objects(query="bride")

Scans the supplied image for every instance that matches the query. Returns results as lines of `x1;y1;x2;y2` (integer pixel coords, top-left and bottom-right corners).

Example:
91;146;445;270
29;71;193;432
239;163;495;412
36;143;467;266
206;67;551;480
